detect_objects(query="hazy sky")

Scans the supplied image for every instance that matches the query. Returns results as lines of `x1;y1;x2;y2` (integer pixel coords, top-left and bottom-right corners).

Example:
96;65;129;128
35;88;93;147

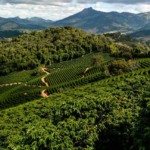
0;0;150;20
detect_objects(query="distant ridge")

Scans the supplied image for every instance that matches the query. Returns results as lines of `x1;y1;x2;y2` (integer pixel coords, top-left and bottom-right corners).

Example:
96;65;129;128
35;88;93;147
51;7;150;34
10;17;53;27
0;8;150;35
0;17;53;31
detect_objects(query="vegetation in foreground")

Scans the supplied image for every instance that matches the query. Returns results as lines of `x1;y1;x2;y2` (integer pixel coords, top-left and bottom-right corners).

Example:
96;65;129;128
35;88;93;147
0;27;150;149
0;71;150;149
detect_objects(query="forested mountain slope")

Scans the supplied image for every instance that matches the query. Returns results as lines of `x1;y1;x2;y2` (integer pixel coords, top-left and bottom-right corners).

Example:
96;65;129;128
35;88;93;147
0;26;150;75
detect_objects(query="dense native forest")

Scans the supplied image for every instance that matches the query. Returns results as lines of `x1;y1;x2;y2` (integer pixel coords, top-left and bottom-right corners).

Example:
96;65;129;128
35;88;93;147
0;27;150;150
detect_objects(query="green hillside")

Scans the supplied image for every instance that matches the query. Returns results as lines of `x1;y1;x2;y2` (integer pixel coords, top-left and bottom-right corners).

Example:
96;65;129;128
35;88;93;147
1;26;150;75
0;26;110;75
0;65;150;149
0;51;112;110
0;26;150;149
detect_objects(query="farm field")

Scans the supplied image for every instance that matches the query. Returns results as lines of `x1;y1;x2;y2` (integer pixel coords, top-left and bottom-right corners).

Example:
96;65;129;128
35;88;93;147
0;66;150;149
0;52;112;109
0;27;150;149
1;56;150;110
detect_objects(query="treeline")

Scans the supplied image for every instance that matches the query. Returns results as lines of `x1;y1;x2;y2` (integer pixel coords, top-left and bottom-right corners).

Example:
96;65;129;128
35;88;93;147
105;32;150;57
0;27;150;75
0;30;24;40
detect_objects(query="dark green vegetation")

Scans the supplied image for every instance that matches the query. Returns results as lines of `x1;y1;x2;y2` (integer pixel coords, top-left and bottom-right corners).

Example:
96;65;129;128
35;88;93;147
1;27;150;75
0;69;42;84
0;51;111;110
0;27;150;149
0;69;150;149
105;32;150;57
0;30;24;40
0;26;113;75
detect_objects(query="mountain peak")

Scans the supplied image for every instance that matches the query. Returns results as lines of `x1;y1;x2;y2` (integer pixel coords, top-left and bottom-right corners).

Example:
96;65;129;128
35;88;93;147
78;7;98;17
84;7;93;10
82;7;95;12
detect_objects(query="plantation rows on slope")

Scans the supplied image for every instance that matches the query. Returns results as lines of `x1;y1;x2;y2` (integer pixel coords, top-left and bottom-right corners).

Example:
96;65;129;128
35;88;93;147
0;51;111;109
0;70;150;149
0;68;45;110
1;56;150;110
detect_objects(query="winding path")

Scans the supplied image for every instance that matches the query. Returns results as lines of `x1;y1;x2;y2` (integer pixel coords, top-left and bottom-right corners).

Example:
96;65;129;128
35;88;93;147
0;67;50;98
41;67;50;98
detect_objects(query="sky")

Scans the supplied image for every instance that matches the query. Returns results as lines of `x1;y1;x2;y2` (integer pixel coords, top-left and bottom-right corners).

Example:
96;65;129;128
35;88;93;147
0;0;150;20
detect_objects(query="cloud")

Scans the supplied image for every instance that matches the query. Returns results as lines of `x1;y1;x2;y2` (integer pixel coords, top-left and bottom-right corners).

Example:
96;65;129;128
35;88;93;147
0;2;85;20
0;0;150;5
0;0;149;20
78;0;150;4
93;2;150;14
0;0;71;5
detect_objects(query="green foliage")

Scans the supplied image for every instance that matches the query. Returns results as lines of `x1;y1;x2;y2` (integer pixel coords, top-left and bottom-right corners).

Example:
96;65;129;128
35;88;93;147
0;71;150;149
105;32;150;58
0;69;43;84
0;85;42;110
0;27;150;150
0;27;149;75
0;30;24;40
0;27;113;75
132;86;150;150
91;55;104;68
108;59;130;75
